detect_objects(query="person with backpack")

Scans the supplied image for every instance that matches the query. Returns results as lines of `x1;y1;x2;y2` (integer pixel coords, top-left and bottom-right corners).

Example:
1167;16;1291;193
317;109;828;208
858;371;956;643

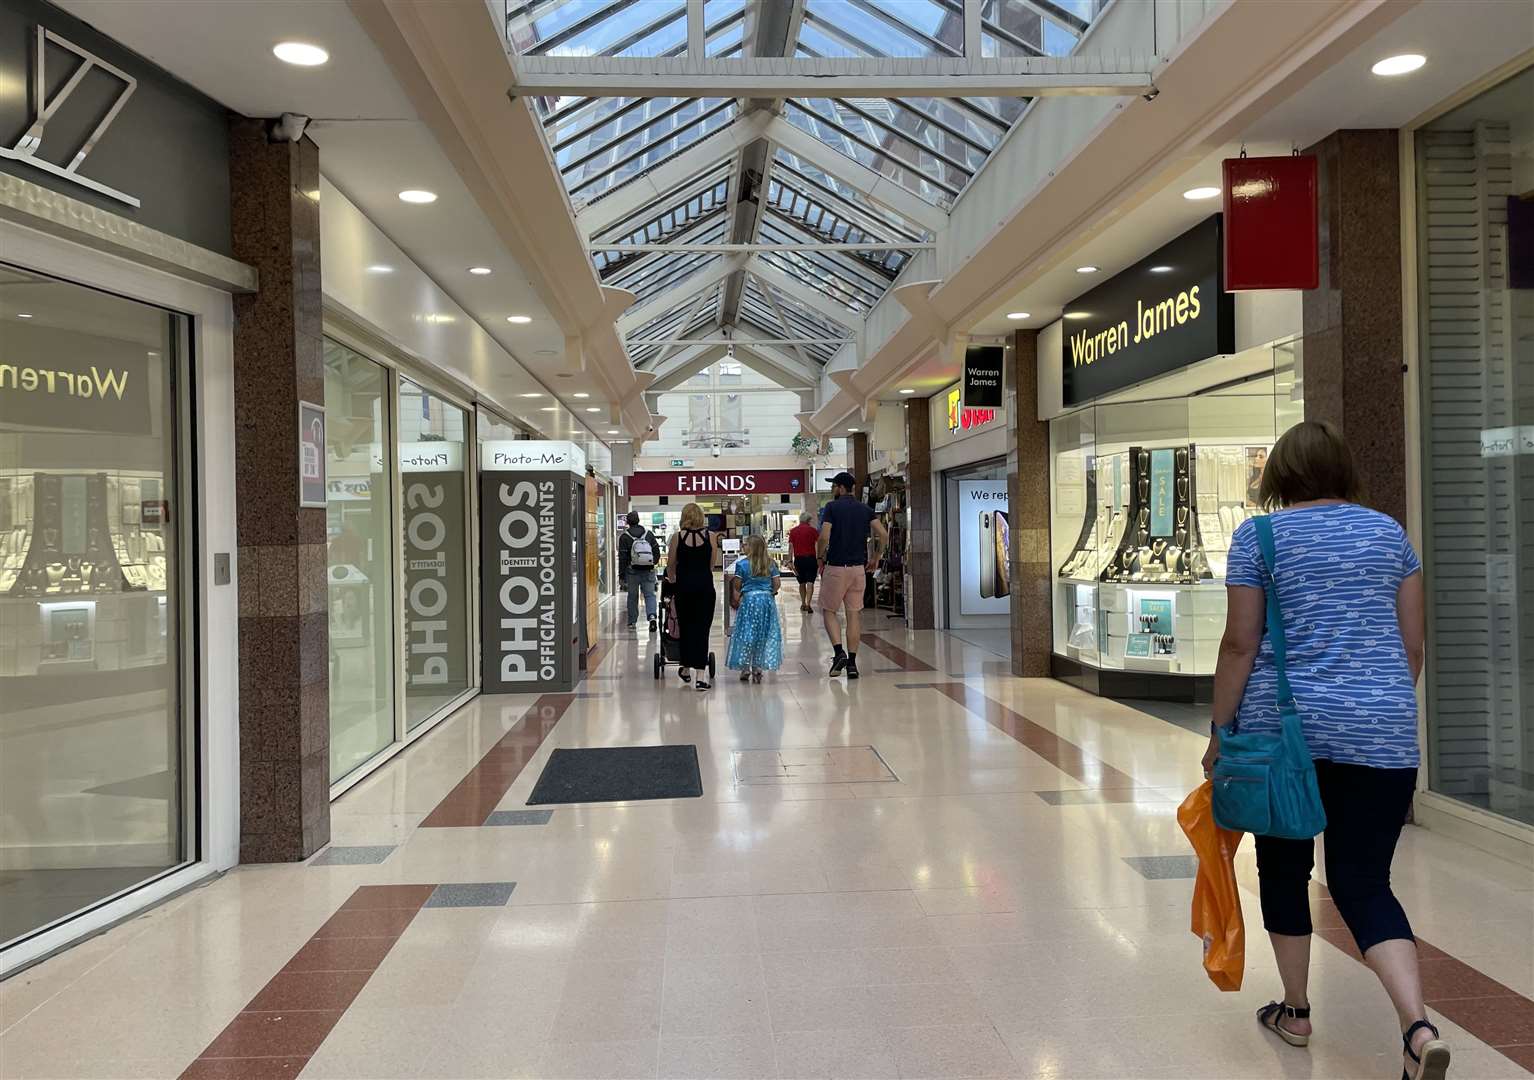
618;510;660;633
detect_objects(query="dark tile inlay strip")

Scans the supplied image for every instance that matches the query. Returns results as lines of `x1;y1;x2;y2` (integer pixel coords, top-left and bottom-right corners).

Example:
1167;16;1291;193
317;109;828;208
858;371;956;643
857;633;937;672
180;884;434;1078
485;809;554;826
420;693;574;828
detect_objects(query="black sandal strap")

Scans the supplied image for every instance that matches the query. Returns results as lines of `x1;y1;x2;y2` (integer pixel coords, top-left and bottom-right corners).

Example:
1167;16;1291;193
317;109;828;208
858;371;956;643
1403;1019;1440;1062
1259;1000;1310;1022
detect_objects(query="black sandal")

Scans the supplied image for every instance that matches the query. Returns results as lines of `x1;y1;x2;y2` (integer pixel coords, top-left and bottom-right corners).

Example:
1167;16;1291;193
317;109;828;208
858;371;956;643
1257;1001;1310;1048
1402;1019;1450;1080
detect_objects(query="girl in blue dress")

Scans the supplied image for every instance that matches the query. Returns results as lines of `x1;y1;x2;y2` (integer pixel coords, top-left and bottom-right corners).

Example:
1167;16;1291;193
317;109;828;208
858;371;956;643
727;535;783;682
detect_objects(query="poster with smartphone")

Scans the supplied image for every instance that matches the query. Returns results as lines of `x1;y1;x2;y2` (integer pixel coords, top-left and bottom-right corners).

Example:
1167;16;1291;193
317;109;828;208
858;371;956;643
958;480;1011;615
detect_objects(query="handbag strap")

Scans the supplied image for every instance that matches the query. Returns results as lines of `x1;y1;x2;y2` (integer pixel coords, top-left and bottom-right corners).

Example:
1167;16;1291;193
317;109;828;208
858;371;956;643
1252;515;1297;716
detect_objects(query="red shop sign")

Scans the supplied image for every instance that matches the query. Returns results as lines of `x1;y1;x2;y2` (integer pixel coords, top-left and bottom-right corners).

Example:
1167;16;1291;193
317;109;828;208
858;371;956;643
1222;154;1319;291
627;469;808;497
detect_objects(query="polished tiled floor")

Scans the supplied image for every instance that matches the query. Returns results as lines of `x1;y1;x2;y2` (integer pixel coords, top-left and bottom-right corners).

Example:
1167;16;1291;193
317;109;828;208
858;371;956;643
2;596;1532;1079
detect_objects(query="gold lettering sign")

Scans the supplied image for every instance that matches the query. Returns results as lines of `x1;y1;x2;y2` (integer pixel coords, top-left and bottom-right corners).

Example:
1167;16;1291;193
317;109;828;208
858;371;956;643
1069;285;1203;369
0;363;130;400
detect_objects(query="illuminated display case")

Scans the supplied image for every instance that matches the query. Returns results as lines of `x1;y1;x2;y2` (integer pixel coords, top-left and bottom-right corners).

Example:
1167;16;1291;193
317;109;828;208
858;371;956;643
1049;349;1300;696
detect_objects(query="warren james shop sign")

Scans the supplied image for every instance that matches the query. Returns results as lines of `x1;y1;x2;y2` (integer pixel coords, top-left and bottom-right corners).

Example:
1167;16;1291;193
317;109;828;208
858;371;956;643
627;469;806;497
1061;215;1235;406
962;345;1004;409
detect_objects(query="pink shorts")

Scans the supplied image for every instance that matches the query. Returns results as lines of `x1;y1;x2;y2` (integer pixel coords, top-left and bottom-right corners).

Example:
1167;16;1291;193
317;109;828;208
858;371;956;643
819;564;865;613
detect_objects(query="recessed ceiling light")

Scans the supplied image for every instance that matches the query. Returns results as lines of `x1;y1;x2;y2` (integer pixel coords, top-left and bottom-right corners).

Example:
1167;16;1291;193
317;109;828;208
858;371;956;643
572;392;590;398
1075;265;1099;274
520;392;542;398
1006;311;1031;320
398;189;437;204
847;427;860;433
468;266;493;275
16;312;32;319
1183;186;1220;200
1149;265;1173;273
366;264;394;274
273;41;328;66
606;429;620;435
506;315;532;324
540;407;557;412
898;388;916;395
585;407;601;413
1372;53;1426;77
1064;311;1091;320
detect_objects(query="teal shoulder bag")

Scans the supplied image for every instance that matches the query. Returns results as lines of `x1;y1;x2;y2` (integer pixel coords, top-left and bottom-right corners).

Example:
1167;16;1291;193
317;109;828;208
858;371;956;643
1210;515;1327;839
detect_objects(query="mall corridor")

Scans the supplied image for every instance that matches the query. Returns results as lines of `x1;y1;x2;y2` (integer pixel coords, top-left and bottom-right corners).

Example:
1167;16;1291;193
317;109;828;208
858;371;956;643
1;600;1531;1079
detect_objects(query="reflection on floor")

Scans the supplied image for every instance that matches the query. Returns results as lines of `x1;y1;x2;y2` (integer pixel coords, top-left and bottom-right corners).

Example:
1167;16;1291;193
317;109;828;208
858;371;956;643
0;866;168;947
1;596;1531;1079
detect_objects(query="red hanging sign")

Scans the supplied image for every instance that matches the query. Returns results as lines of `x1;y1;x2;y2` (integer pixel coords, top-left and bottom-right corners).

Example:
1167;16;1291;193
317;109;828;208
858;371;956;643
1222;155;1319;291
626;469;807;497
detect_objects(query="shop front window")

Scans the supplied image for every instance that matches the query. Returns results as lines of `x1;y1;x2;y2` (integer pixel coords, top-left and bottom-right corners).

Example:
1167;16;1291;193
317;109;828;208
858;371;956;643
398;380;472;730
324;340;395;781
1416;66;1534;826
1;265;188;947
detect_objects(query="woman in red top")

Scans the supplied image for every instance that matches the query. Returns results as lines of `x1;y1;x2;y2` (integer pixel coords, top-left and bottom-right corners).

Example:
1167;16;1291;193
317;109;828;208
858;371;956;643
787;511;821;614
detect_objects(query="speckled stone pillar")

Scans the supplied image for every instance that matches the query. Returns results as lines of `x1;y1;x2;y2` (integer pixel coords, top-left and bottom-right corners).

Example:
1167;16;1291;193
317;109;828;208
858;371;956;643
904;398;934;629
1008;331;1052;676
851;432;870;499
229;118;329;863
1301;130;1407;525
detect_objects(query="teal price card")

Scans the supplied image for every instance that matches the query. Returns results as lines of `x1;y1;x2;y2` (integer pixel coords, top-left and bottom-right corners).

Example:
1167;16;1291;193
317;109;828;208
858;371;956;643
1149;448;1175;536
1125;634;1152;658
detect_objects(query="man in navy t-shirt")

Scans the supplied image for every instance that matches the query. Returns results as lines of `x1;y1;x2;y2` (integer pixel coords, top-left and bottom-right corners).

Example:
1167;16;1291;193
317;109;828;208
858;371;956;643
816;472;888;679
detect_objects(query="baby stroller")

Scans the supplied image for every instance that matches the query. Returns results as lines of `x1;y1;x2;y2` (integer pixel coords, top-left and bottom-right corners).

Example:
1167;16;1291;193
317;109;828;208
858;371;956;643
653;577;716;681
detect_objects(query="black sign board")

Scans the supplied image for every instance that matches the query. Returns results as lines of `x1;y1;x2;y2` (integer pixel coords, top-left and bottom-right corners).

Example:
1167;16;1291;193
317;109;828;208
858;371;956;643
962;345;1005;409
1061;215;1235;406
480;470;579;693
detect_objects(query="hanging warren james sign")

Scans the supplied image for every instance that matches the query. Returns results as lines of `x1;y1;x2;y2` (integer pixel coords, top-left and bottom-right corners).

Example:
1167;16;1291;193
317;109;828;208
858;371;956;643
1061;215;1235;406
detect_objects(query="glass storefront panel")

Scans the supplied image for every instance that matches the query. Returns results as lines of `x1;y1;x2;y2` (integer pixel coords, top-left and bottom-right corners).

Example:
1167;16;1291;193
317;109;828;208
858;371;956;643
398;379;471;730
324;340;396;781
1416;66;1534;826
1;265;187;946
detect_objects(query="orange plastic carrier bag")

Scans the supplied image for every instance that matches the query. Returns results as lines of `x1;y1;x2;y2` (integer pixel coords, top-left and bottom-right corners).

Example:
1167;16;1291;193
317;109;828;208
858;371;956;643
1177;781;1246;991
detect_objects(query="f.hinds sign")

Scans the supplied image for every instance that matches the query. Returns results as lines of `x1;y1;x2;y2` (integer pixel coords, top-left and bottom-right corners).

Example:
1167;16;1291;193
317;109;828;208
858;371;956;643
1061;215;1235;406
627;469;806;497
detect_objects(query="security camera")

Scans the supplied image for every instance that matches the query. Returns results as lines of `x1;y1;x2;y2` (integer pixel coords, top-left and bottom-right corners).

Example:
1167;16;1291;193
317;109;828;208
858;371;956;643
269;112;311;143
1142;87;1160;103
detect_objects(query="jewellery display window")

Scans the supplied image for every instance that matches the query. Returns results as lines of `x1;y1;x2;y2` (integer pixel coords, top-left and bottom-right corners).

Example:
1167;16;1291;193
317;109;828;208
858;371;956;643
1050;384;1292;678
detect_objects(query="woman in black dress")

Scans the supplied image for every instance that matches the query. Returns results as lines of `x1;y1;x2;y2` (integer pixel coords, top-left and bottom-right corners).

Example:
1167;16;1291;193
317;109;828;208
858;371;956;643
665;502;718;691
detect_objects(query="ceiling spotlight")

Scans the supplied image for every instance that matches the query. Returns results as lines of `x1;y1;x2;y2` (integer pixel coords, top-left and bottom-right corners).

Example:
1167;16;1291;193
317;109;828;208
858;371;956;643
1075;265;1099;274
273;41;329;66
898;388;916;395
606;429;620;435
506;315;532;324
366;264;394;274
16;312;33;319
1183;186;1220;200
1064;311;1091;320
585;407;601;413
1372;53;1426;77
572;392;590;398
398;189;437;204
847;427;860;433
1006;311;1031;321
1149;265;1173;273
468;266;493;275
540;407;557;412
520;392;542;398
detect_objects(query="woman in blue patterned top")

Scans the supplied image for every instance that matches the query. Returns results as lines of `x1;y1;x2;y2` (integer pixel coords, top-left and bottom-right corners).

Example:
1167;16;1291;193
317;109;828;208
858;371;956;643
727;535;783;683
1202;421;1447;1080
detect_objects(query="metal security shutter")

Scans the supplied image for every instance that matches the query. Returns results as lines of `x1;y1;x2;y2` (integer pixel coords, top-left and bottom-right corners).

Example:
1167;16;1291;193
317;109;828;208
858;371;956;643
1418;121;1532;822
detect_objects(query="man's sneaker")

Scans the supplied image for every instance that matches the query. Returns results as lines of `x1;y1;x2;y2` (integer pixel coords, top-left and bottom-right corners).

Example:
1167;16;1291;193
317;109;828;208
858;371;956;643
829;654;849;677
845;658;860;680
649;617;657;633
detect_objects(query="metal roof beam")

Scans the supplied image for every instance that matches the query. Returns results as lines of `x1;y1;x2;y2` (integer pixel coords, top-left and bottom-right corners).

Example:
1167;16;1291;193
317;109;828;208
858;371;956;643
766;116;948;233
617;253;748;335
593;241;933;253
744;257;857;328
511;55;1154;98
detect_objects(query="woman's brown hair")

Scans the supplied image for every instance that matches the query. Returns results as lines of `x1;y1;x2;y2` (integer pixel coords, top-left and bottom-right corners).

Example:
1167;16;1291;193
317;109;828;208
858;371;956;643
1257;420;1365;510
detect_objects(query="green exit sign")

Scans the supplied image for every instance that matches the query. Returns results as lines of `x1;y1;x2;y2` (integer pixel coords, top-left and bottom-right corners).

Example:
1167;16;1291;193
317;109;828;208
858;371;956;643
670;458;690;467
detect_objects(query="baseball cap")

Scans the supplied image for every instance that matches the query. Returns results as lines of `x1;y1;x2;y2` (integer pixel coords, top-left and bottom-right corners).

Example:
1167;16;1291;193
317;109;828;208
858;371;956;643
827;471;856;489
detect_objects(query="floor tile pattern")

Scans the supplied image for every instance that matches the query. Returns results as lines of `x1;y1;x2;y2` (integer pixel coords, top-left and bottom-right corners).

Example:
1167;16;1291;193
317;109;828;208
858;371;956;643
307;845;395;866
419;694;573;827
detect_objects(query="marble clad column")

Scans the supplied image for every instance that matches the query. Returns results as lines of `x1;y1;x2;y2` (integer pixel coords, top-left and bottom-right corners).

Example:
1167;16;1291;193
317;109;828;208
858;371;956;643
229;117;330;862
904;398;935;629
1008;330;1052;676
851;431;870;499
1301;130;1407;525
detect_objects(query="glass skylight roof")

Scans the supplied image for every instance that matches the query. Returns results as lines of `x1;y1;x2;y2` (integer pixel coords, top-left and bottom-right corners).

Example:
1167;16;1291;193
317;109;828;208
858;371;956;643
505;0;1104;378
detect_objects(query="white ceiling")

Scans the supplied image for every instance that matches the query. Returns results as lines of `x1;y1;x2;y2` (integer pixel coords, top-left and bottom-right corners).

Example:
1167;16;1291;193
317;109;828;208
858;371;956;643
948;0;1533;381
54;0;617;442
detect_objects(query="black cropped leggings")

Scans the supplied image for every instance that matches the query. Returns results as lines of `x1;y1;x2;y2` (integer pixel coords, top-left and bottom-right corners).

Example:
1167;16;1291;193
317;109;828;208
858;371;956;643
1254;759;1418;955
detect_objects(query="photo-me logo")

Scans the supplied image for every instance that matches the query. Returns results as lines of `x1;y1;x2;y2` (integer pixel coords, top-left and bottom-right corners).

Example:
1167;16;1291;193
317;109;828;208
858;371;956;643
947;388;996;434
1;27;140;207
